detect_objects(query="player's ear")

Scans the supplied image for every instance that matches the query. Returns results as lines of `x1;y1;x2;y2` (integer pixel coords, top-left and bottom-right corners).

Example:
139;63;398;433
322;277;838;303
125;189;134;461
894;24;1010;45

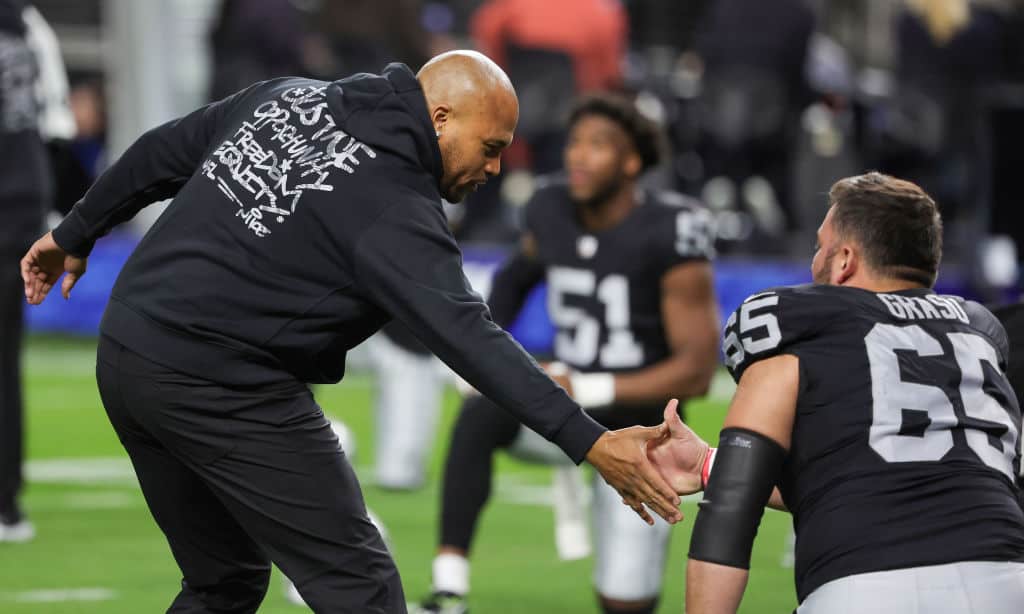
836;245;857;285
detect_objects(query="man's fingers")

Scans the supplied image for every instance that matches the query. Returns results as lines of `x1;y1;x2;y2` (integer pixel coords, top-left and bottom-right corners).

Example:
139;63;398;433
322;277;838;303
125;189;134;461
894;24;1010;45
632;424;670;442
61;273;78;299
20;254;34;287
623;496;654;526
636;463;683;523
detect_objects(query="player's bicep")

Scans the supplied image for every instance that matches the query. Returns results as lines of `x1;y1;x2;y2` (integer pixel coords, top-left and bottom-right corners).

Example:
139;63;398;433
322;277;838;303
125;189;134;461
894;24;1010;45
722;355;799;451
661;261;720;360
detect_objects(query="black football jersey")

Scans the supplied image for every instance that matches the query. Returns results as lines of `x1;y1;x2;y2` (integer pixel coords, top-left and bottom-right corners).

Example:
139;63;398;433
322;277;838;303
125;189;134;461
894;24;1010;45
525;181;714;428
723;284;1024;602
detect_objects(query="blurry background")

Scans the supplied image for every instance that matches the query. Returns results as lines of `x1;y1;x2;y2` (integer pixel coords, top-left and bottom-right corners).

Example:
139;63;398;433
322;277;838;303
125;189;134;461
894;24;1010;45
4;0;1024;612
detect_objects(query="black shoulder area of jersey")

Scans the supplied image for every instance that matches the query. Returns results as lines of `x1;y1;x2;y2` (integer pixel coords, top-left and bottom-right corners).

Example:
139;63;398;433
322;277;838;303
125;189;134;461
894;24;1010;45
523;175;574;233
722;284;851;382
639;189;716;262
963;299;1011;367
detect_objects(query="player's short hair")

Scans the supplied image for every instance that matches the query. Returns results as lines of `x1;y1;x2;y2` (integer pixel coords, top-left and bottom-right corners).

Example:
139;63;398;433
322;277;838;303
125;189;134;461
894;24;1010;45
828;172;943;287
567;94;664;172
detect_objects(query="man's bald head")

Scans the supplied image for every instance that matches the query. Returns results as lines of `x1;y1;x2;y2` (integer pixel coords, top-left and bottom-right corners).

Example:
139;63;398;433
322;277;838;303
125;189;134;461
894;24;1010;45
417;50;517;114
417;50;519;203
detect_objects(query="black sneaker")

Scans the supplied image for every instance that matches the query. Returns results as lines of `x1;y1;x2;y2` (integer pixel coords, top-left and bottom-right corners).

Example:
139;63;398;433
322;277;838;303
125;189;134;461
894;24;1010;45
409;591;468;614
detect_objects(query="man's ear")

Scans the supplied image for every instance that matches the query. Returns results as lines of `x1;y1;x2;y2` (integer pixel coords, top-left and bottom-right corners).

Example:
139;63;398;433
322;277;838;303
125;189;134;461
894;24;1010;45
835;244;858;285
431;104;451;137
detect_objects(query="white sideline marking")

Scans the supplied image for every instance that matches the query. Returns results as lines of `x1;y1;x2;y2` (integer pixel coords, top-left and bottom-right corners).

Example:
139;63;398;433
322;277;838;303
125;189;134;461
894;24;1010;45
25;457;136;485
9;588;117;603
63;491;139;509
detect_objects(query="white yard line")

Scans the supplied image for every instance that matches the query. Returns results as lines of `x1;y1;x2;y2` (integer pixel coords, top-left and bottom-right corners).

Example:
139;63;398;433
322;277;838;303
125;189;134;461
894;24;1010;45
26;457;136;485
6;588;118;603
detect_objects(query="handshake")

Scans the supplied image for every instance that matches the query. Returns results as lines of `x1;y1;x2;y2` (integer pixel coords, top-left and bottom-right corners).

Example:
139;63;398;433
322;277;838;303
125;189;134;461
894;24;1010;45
455;361;710;527
584;398;710;526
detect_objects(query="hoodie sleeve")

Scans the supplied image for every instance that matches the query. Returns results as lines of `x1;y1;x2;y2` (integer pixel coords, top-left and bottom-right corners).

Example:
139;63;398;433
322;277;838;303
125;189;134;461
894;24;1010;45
352;195;606;464
51;85;255;257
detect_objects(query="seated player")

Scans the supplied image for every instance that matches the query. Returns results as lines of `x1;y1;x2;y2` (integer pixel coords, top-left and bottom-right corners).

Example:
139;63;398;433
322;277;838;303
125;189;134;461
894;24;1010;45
649;172;1024;613
416;94;721;614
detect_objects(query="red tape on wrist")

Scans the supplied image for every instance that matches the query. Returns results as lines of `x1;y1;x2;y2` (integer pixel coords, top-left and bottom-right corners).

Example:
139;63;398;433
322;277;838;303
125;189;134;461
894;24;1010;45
701;447;717;490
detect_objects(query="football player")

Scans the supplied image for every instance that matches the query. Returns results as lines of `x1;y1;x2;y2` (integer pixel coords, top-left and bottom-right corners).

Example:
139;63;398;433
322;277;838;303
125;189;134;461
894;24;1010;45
416;94;721;614
649;172;1024;613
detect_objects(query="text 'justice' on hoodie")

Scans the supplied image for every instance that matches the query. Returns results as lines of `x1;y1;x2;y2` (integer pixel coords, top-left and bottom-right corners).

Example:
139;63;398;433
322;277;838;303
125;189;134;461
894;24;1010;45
52;63;605;463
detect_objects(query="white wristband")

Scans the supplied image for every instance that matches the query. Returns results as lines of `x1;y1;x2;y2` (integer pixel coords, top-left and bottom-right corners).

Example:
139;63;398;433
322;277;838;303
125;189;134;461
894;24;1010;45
569;372;615;408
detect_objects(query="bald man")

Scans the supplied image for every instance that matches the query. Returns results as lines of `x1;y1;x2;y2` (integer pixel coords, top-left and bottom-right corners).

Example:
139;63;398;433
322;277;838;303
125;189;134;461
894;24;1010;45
20;51;683;613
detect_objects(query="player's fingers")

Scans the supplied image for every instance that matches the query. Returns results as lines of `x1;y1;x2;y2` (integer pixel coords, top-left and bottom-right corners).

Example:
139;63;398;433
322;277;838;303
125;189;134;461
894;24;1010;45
663;399;687;434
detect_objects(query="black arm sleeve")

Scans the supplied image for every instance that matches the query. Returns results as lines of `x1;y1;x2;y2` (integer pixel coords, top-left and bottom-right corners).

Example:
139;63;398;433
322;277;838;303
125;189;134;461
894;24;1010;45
352;198;606;463
51;86;254;257
689;427;786;569
487;250;545;328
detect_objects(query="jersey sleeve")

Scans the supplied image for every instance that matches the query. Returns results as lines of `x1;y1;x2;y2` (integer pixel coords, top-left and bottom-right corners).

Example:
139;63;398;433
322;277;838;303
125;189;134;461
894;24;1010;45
653;193;715;272
968;300;1013;370
721;286;828;382
521;179;564;238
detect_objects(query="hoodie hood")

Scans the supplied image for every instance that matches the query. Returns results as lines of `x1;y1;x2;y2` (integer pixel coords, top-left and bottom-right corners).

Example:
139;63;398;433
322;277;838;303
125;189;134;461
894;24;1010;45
325;63;443;188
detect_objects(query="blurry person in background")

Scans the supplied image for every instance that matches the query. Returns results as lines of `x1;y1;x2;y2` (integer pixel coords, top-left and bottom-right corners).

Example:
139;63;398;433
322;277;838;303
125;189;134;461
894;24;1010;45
691;0;815;246
881;0;1015;259
471;0;627;174
992;300;1024;408
208;0;310;101
310;0;432;78
49;79;104;217
0;0;53;543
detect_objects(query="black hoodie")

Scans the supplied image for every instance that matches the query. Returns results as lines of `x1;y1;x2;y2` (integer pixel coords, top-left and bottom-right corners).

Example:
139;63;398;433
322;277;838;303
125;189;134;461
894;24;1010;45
52;64;605;463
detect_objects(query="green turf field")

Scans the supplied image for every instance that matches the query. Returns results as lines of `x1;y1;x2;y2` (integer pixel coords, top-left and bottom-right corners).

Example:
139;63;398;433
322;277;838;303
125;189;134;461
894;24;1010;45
2;336;797;613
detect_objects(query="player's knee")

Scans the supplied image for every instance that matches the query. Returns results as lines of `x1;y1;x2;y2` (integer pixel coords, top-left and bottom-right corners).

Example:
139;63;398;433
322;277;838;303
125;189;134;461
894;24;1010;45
597;594;658;614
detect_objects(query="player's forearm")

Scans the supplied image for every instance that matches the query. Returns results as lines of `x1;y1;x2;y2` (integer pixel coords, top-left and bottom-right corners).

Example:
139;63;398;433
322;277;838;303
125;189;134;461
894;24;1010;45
612;354;715;405
685;559;748;614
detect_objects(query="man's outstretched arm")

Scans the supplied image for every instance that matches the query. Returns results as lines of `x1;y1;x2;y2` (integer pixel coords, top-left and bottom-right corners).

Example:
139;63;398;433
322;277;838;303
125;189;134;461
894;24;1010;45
352;195;683;525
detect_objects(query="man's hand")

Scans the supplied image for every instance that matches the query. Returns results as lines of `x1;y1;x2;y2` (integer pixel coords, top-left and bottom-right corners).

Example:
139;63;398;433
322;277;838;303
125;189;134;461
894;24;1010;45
646;399;710;496
20;232;86;305
586;404;683;526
